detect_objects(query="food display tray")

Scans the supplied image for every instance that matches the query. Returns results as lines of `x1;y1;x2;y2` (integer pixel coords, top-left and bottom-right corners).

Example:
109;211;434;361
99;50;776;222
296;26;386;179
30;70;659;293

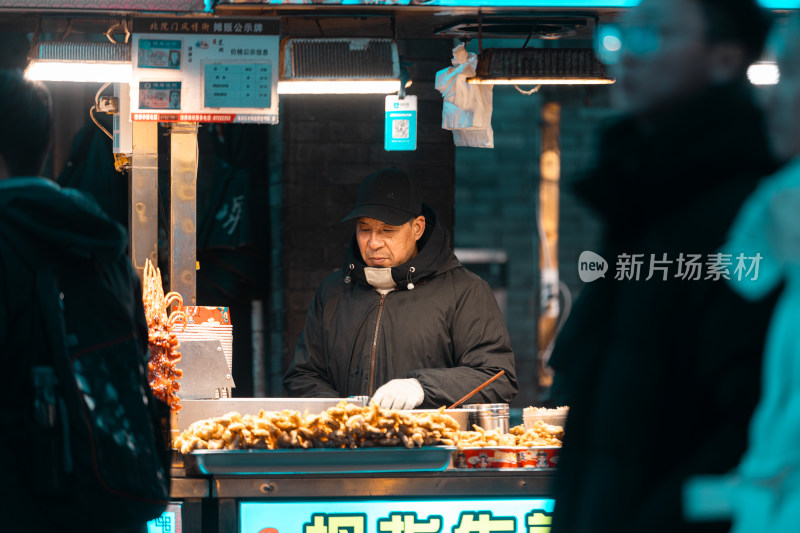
186;446;457;475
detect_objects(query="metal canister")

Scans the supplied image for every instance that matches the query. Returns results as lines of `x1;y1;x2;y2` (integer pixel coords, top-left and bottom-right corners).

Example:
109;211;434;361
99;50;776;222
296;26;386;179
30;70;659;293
463;403;510;433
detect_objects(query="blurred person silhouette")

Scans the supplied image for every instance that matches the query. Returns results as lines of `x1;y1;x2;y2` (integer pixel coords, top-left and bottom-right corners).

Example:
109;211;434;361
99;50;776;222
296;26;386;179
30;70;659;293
549;1;781;532
719;12;800;533
0;71;168;532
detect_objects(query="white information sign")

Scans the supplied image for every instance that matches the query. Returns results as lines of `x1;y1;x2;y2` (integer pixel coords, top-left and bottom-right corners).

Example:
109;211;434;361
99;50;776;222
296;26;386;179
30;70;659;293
131;18;279;124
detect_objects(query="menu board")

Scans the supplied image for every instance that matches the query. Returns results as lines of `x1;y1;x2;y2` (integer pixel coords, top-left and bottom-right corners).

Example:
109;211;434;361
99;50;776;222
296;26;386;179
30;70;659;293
131;18;279;124
204;63;271;108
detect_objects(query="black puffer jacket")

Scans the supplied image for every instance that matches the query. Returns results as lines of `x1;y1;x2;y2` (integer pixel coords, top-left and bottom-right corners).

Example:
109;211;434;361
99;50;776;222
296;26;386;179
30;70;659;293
549;82;781;533
284;207;518;408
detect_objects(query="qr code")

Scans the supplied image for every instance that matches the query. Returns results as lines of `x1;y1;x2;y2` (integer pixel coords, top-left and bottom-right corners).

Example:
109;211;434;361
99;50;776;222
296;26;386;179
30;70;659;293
392;119;410;139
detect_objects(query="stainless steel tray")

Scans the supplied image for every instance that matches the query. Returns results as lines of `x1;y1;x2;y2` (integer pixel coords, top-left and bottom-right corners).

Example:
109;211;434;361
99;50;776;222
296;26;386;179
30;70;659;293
186;446;456;475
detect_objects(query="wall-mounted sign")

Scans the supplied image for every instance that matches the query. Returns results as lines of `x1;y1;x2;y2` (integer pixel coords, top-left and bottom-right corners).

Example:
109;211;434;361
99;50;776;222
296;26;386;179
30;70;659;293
239;498;555;533
131;18;279;123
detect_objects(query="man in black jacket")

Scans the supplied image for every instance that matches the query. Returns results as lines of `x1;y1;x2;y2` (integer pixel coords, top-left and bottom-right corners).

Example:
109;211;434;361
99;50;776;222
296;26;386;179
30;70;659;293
549;1;781;532
284;168;517;409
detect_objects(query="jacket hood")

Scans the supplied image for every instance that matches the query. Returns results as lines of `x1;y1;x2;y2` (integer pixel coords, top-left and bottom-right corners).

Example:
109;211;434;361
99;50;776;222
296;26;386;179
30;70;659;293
344;204;459;290
574;81;777;235
0;177;127;263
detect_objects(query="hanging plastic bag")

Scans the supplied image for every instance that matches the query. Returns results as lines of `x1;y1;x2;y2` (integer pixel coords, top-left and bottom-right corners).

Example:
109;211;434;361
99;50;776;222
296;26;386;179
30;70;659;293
435;43;494;148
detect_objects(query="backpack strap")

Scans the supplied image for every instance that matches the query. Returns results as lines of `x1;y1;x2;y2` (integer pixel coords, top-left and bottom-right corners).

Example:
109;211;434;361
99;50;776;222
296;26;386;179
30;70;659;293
32;266;75;476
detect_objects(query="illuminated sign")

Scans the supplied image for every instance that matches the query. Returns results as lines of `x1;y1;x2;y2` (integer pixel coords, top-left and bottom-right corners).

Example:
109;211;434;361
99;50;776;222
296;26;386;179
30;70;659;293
239;498;555;533
131;19;280;124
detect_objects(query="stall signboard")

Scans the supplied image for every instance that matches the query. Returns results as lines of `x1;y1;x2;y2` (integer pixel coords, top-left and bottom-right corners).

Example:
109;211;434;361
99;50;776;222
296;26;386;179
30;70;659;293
131;18;280;124
240;498;556;533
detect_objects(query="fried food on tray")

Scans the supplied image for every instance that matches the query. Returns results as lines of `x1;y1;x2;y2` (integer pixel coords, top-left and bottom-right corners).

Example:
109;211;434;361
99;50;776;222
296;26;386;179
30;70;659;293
173;401;461;454
509;421;563;446
455;421;563;448
142;259;186;412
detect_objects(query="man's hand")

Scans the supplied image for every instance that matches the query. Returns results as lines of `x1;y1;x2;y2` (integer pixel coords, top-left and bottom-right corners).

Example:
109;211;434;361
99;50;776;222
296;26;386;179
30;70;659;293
371;378;425;410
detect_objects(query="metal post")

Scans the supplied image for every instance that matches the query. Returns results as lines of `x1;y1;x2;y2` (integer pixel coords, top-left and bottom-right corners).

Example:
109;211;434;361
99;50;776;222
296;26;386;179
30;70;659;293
169;122;199;305
252;300;266;397
537;102;561;389
129;121;158;278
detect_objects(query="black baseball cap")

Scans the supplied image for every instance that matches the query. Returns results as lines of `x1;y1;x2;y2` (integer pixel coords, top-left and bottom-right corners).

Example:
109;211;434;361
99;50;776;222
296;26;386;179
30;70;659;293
341;168;423;226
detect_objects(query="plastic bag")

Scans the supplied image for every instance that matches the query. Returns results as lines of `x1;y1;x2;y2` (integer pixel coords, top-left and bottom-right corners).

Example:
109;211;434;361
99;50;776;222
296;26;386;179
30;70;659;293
435;43;494;148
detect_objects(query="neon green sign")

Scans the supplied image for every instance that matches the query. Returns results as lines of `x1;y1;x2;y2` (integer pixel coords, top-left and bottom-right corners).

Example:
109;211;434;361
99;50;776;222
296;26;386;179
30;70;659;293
240;499;556;533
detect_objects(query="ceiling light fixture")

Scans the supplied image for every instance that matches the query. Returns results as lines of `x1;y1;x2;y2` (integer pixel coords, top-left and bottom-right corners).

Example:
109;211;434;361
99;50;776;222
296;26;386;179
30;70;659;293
25;41;132;83
468;48;614;86
278;38;411;95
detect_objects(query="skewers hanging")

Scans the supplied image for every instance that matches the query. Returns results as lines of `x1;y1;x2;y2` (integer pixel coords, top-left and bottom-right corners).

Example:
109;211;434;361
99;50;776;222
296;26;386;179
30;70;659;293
142;259;186;412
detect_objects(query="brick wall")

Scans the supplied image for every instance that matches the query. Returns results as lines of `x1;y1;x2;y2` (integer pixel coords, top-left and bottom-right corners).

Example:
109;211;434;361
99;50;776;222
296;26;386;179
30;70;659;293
270;39;456;391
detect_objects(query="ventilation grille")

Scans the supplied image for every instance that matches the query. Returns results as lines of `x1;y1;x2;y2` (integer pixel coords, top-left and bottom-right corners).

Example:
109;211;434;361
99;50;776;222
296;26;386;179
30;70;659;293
35;41;131;62
284;38;399;79
476;48;610;80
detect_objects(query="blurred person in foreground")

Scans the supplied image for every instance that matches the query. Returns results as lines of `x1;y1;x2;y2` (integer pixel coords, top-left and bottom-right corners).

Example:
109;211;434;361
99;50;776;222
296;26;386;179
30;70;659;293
549;0;781;532
719;13;800;532
0;71;161;532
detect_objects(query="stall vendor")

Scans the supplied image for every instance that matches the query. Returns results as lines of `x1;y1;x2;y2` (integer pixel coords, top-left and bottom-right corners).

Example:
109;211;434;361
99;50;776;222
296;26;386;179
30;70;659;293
284;168;517;409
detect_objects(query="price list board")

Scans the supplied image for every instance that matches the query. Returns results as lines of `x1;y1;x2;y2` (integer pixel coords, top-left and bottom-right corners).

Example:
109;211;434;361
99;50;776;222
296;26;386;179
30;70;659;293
204;64;271;109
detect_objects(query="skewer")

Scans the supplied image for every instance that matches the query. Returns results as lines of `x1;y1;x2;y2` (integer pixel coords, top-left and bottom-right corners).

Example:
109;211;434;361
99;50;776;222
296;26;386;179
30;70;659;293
448;370;506;409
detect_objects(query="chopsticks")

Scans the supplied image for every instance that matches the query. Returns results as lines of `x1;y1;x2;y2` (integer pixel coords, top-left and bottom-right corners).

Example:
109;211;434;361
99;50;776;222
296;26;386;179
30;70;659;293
448;370;506;409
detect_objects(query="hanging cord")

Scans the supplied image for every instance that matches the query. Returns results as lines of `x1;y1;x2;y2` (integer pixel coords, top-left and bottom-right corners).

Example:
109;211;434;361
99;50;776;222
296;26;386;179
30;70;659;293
523;30;533;49
59;19;73;42
515;84;542;96
399;57;411;99
104;19;131;44
405;266;416;290
515;31;541;96
28;17;41;64
478;9;483;54
89;82;113;140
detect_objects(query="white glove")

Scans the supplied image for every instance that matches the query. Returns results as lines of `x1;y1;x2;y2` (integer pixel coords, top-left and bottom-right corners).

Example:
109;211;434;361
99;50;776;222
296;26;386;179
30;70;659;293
371;378;425;410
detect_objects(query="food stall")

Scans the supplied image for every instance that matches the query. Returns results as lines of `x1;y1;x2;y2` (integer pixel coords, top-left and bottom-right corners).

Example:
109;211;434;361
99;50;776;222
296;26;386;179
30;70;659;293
0;1;625;531
138;188;563;533
167;398;562;533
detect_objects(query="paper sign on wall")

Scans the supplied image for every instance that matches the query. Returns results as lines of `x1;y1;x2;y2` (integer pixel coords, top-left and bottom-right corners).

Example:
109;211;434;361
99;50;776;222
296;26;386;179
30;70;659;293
385;95;418;151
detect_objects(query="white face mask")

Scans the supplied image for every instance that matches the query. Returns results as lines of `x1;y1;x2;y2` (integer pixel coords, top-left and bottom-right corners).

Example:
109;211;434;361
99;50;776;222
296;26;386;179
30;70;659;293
364;267;396;291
